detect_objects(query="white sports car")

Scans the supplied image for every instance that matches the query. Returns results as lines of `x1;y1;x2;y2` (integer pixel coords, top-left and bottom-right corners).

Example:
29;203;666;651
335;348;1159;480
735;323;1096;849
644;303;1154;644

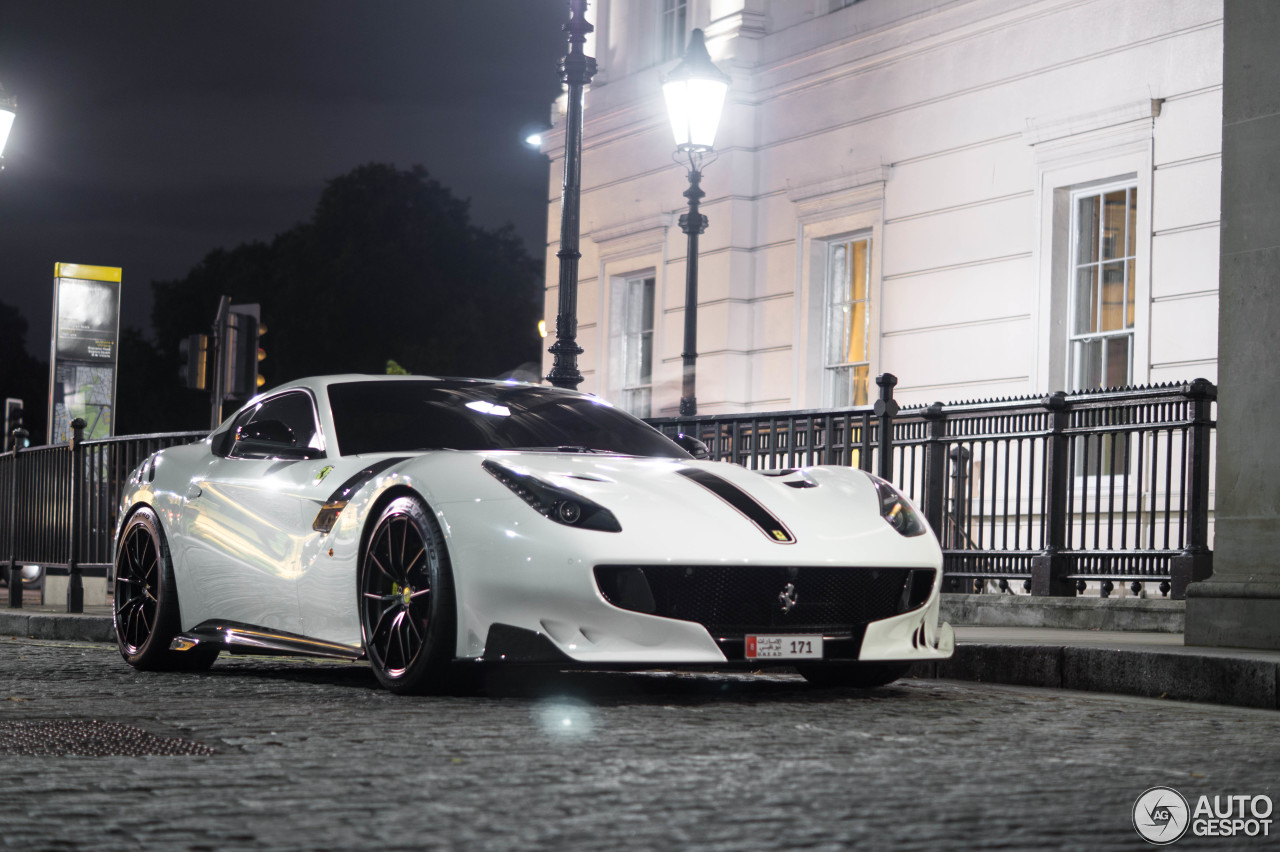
113;375;953;693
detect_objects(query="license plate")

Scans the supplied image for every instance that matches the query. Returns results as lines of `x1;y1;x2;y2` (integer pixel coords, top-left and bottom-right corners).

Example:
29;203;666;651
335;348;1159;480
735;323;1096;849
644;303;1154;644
745;635;823;659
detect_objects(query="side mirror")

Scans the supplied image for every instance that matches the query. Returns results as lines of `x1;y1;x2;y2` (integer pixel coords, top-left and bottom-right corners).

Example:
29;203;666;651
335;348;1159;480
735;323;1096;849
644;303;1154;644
234;420;320;460
674;432;711;460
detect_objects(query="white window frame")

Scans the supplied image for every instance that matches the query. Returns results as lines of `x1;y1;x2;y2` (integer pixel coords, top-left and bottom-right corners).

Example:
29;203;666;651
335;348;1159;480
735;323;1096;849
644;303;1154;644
788;170;886;410
1026;101;1156;394
609;272;657;418
1066;180;1139;391
822;234;874;407
659;0;688;63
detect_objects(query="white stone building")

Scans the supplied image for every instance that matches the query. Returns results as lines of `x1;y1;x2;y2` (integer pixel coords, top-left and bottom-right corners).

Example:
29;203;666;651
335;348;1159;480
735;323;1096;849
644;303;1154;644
538;0;1222;416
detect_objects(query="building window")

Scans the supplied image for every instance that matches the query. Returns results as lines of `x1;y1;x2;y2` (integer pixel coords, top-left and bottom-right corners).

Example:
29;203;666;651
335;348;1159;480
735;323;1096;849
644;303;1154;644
616;274;655;417
660;0;687;62
1069;183;1137;390
824;237;871;407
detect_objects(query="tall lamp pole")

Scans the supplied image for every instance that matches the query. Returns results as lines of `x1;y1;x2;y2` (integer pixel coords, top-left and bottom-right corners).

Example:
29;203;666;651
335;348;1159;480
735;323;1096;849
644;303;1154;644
546;0;598;390
663;30;729;417
1;83;16;604
0;83;16;171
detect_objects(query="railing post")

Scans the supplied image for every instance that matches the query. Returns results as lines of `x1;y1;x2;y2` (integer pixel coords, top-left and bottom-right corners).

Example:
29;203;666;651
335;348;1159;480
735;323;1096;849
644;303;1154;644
857;412;873;472
920;402;947;540
7;428;27;609
874;373;898;481
1031;391;1074;596
66;418;86;613
949;444;972;548
1170;378;1216;599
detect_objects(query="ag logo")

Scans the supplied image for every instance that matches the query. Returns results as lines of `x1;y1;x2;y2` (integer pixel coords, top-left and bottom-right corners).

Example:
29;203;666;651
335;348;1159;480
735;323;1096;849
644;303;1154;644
1133;786;1190;845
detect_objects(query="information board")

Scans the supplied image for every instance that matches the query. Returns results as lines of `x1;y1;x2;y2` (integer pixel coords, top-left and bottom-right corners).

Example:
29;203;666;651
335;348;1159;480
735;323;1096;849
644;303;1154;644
47;263;121;443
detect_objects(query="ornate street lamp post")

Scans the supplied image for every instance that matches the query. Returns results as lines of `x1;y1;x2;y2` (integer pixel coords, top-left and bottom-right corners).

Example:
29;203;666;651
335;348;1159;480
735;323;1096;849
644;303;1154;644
0;83;16;171
663;30;729;416
546;0;597;390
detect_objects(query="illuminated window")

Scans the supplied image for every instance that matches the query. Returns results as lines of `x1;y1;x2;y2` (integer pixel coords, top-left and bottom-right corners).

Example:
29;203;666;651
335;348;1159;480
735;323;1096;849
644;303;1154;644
661;0;687;62
1069;183;1137;390
824;237;871;407
617;275;655;417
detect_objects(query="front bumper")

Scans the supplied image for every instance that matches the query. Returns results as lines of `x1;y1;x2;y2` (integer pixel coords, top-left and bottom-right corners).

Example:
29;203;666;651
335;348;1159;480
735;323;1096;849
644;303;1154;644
437;492;954;666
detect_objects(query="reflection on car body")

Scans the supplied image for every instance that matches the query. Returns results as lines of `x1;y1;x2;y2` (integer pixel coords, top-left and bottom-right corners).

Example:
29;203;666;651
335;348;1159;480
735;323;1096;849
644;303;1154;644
112;374;953;693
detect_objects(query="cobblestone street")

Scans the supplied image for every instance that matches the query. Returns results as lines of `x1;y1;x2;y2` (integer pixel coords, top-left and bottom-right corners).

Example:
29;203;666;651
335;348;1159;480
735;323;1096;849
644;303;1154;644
2;637;1278;851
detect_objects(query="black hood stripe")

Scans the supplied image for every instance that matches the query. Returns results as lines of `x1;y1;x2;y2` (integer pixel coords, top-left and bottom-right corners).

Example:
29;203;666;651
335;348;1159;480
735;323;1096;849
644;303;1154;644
675;467;795;544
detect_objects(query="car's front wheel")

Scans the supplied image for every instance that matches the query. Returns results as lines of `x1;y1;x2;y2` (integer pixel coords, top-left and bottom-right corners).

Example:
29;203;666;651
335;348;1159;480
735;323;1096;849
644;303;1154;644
795;661;910;689
113;507;218;671
359;496;457;694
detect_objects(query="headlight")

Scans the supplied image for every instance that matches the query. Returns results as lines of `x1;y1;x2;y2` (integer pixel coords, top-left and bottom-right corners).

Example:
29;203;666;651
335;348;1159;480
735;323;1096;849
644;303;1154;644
871;476;928;537
483;459;622;533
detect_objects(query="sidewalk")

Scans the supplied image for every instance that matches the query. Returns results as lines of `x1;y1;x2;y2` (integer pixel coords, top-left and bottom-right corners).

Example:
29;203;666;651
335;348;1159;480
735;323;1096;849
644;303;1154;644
3;598;1278;712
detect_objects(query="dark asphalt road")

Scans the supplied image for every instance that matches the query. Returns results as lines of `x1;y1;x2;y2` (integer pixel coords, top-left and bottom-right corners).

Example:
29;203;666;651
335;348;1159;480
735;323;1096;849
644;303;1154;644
1;637;1277;851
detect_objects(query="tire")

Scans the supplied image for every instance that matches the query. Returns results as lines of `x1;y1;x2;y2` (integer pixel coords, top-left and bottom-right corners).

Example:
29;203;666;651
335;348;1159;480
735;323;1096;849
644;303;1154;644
113;507;218;672
795;661;910;689
359;496;457;694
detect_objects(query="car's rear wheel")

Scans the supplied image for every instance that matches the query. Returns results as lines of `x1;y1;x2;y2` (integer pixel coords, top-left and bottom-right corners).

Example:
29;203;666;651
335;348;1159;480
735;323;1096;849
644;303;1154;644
795;661;910;689
359;496;456;694
113;507;218;672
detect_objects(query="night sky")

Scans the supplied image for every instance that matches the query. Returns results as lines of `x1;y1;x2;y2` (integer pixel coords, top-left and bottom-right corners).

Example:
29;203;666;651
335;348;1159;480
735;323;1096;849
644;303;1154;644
0;1;566;358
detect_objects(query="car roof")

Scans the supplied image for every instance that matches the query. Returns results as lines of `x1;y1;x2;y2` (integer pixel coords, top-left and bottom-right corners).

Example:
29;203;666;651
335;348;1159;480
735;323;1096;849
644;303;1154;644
268;374;556;396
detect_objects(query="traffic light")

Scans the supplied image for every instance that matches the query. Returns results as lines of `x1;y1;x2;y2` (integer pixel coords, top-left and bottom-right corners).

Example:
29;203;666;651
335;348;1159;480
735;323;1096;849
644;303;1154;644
179;334;210;390
256;321;267;389
3;398;24;450
226;304;263;398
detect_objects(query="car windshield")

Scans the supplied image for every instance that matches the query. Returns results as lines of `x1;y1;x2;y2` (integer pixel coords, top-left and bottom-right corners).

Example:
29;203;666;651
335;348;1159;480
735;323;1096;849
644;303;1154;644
327;380;690;459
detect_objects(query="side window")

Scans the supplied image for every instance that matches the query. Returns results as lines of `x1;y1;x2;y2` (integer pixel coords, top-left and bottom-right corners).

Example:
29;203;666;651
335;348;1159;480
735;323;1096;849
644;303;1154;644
616;274;655;418
824;235;872;407
227;392;323;458
1068;183;1137;391
660;0;687;62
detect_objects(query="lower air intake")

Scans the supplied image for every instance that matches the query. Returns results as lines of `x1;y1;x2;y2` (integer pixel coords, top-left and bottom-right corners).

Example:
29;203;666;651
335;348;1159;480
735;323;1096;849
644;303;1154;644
594;564;934;636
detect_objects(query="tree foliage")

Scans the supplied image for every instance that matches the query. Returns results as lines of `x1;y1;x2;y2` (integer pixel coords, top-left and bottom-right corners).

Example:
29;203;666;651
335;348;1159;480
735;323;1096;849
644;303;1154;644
0;299;49;442
147;163;543;427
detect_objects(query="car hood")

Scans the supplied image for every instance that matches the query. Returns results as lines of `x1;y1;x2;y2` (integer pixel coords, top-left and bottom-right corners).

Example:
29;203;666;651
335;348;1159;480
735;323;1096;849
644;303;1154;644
461;451;927;560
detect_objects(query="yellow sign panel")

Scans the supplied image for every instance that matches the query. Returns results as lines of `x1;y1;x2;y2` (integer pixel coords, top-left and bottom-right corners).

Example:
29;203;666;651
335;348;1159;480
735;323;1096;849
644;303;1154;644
53;262;122;283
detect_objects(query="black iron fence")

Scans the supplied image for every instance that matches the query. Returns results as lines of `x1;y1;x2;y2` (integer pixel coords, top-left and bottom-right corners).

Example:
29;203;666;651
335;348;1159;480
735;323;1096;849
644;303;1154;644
2;421;205;611
649;375;1216;600
3;375;1215;612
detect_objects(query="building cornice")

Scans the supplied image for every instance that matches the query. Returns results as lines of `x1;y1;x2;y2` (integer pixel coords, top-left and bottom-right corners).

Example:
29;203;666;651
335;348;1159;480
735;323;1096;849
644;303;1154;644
786;166;890;221
1022;98;1163;146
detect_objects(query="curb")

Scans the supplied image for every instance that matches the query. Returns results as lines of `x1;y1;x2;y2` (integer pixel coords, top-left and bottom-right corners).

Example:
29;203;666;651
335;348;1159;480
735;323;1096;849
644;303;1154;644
910;643;1279;711
0;612;114;644
939;594;1185;633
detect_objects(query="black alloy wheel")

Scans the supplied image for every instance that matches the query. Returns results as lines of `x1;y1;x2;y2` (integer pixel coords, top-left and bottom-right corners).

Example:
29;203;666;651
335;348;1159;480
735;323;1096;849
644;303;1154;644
795;661;910;689
359;496;456;694
113;507;218;671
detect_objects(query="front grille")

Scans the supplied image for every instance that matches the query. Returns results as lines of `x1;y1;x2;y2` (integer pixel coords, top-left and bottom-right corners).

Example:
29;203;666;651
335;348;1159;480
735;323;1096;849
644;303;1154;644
594;564;935;637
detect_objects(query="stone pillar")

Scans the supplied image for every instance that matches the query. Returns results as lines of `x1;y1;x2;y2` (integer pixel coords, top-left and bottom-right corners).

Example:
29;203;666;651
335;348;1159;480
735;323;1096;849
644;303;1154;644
1185;0;1280;648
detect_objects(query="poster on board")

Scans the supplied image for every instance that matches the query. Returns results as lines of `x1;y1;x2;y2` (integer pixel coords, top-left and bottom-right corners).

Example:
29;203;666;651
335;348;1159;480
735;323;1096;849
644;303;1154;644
48;263;121;444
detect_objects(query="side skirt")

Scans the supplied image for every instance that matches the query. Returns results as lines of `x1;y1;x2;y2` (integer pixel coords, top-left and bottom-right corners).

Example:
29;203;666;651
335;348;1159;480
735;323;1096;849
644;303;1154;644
172;620;365;661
